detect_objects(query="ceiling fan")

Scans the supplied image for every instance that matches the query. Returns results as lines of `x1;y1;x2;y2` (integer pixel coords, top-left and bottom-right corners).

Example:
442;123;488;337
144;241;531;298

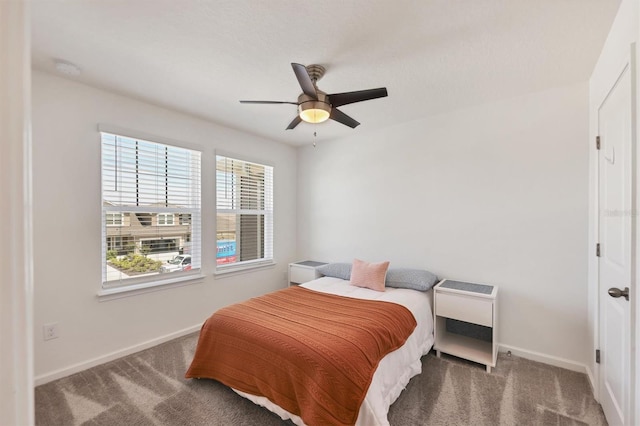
240;63;388;130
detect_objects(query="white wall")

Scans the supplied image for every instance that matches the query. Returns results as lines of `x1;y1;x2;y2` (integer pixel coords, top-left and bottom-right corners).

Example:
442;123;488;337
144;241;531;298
32;71;297;382
298;82;590;367
588;0;639;418
0;1;34;423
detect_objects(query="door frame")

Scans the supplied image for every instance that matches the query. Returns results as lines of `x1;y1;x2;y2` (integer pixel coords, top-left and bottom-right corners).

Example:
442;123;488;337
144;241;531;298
631;41;639;426
0;1;34;424
594;43;637;426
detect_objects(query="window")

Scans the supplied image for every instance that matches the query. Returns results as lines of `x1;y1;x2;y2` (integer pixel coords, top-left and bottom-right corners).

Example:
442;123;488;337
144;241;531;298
106;236;133;254
157;213;174;226
216;155;273;270
101;131;201;288
105;212;124;226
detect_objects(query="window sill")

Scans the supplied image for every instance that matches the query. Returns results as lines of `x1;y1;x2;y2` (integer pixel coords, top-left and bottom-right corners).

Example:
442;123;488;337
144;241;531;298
214;261;276;279
97;273;205;302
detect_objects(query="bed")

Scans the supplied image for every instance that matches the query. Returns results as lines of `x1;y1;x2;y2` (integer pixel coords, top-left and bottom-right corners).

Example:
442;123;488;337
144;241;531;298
186;275;434;426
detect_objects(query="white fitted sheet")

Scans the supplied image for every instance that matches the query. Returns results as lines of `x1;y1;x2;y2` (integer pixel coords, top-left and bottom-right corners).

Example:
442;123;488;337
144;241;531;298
232;276;434;426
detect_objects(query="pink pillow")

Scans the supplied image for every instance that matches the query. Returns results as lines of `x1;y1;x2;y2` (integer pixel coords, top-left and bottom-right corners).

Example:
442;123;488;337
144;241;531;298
350;259;390;292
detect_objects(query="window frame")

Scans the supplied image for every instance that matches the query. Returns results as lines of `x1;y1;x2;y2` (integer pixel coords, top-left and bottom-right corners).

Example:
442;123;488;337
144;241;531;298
214;151;274;275
99;126;203;296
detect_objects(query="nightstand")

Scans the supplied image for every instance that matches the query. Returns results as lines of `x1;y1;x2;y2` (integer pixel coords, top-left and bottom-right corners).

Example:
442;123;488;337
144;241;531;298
288;261;327;286
433;279;498;372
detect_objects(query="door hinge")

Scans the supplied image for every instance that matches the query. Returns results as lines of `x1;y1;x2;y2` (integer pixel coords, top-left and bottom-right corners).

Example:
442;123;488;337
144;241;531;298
596;135;601;150
596;349;601;364
596;243;601;257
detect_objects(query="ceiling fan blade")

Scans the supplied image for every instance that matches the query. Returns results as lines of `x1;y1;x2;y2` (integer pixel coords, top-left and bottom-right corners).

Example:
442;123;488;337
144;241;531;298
330;108;360;128
286;115;302;130
291;63;317;99
328;88;388;108
240;100;298;105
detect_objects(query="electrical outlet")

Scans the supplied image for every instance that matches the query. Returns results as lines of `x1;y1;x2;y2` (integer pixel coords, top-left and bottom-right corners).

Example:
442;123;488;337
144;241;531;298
43;323;59;341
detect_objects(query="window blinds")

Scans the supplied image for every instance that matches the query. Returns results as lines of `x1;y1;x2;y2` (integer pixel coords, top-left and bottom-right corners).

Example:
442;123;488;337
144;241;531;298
216;155;273;268
101;132;201;286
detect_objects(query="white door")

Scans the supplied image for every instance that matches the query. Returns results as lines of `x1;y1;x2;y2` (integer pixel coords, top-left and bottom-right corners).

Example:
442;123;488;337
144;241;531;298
598;57;633;426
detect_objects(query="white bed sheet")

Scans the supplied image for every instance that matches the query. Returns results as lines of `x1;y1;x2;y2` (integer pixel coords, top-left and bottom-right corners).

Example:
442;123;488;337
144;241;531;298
232;276;434;426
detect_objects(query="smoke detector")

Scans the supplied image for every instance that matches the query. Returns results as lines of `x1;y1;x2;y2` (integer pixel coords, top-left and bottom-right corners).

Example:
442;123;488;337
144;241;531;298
54;60;81;76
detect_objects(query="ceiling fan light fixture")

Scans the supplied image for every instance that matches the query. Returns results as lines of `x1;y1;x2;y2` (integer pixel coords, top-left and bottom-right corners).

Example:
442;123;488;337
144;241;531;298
299;101;331;124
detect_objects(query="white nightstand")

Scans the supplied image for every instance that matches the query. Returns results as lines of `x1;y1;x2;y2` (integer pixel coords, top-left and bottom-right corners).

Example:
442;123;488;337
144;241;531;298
288;261;327;286
433;279;498;372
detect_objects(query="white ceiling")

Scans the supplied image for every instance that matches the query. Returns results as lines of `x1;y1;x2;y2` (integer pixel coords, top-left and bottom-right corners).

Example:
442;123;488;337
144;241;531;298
31;0;621;147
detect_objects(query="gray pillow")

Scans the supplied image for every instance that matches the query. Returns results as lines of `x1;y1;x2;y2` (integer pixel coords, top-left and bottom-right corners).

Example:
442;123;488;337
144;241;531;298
316;262;352;280
385;268;438;291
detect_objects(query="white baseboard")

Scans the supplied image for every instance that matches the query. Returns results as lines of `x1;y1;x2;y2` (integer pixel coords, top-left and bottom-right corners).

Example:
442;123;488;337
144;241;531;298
498;343;589;374
34;331;596;388
585;365;597;397
34;324;202;386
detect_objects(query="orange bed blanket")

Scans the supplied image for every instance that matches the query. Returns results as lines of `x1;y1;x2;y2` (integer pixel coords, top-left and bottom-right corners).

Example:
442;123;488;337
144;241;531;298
185;285;417;426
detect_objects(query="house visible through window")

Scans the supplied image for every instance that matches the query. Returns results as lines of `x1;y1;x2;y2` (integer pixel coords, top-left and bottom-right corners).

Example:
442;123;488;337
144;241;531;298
216;154;273;269
101;131;201;287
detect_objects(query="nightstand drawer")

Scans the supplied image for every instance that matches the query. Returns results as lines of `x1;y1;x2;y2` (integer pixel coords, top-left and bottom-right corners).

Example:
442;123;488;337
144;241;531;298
288;261;327;285
436;292;493;327
290;266;316;284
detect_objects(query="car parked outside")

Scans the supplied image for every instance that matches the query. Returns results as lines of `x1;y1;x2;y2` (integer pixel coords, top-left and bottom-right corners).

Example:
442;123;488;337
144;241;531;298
160;254;192;273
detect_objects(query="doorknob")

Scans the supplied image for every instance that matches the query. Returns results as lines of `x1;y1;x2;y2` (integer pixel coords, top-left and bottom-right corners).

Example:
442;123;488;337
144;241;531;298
608;287;630;301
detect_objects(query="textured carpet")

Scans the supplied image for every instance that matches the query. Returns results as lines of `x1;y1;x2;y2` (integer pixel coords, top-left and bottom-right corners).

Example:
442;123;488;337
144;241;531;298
35;332;607;426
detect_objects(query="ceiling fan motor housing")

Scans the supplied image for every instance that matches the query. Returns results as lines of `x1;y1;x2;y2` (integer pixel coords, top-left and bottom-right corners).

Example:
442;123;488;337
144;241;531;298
306;64;326;82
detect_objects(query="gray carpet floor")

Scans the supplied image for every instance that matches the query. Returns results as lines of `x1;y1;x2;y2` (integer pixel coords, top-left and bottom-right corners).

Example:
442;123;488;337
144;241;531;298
35;332;607;426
